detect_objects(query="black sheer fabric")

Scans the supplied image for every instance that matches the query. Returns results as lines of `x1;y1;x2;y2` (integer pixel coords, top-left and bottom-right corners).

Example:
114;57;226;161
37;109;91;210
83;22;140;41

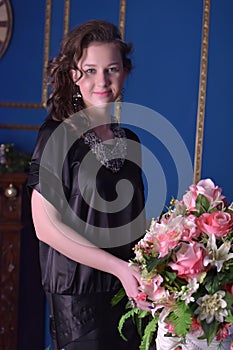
27;118;146;349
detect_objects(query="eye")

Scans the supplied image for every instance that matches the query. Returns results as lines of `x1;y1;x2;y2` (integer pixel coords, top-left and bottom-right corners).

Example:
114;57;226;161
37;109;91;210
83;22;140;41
86;68;96;74
108;66;119;73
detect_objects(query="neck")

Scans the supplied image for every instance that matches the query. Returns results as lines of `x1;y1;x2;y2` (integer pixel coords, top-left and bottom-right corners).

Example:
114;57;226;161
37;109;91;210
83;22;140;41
86;104;112;128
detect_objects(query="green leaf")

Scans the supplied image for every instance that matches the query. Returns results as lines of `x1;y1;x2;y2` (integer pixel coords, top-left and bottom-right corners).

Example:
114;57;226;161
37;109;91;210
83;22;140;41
190;211;199;217
196;194;210;214
136;310;152;339
168;301;192;337
111;288;126;306
225;292;233;311
138;310;151;319
225;311;233;323
135;316;144;338
139;316;158;350
204;268;233;294
118;308;141;341
146;256;164;272
204;270;221;294
165;270;177;283
201;320;218;345
146;249;177;273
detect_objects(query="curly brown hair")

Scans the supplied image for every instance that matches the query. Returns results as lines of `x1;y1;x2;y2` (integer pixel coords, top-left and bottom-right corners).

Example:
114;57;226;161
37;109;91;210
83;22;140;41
46;20;133;121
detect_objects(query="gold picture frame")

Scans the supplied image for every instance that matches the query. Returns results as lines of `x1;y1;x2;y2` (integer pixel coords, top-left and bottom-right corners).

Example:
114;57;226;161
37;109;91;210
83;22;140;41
0;0;52;109
193;0;210;183
0;0;13;59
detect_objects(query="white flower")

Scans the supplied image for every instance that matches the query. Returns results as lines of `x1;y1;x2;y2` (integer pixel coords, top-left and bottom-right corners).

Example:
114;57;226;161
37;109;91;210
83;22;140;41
175;278;199;304
203;234;233;272
133;249;145;264
173;199;187;216
187;277;199;294
194;290;228;323
228;202;233;212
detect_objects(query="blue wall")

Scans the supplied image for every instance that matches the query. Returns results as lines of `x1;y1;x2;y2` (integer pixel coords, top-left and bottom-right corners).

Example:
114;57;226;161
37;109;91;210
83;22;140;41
1;0;233;348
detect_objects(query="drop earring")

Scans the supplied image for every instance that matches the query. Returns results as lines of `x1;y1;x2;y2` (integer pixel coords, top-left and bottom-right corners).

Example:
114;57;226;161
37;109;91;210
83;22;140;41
72;85;82;113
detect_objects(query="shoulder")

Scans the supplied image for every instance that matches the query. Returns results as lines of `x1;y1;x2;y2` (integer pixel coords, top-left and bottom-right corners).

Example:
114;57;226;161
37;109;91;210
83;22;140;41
36;118;77;150
32;118;64;161
38;118;62;139
122;127;141;143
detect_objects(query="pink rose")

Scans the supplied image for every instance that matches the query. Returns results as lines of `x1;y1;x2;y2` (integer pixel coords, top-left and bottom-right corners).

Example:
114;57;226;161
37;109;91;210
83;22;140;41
181;215;201;241
154;215;185;257
197;211;233;238
156;230;182;257
182;178;225;211
140;275;163;301
169;242;205;280
135;292;147;301
182;190;197;212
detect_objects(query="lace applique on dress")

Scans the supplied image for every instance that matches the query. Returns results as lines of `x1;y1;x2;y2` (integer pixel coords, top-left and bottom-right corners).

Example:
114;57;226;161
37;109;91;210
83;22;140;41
84;123;127;173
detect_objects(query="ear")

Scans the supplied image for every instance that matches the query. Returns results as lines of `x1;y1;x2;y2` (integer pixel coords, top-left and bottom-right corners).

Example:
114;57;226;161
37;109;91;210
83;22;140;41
70;69;79;83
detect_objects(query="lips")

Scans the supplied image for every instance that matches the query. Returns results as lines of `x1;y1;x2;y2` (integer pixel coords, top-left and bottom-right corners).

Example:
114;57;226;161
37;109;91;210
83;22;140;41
94;91;111;96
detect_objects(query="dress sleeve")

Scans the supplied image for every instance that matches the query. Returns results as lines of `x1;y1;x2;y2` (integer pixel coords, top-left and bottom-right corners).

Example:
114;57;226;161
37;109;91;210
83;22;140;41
27;119;71;212
27;120;79;293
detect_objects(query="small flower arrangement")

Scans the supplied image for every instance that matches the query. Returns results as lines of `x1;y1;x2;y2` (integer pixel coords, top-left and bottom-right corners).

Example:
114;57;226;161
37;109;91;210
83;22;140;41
113;179;233;349
0;143;31;175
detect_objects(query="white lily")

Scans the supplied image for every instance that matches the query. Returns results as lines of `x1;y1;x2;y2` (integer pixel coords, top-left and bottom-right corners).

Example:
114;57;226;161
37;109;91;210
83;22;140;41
203;234;233;272
228;202;233;212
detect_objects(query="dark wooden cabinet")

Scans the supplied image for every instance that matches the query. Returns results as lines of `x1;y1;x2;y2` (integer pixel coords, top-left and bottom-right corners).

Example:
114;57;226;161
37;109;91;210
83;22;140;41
0;172;46;350
0;173;27;350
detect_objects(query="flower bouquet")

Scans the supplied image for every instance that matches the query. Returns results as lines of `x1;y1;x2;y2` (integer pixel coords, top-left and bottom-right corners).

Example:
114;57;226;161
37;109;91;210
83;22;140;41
113;179;233;349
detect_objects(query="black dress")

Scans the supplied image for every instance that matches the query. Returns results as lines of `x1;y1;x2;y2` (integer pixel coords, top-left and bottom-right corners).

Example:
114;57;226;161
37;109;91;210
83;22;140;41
27;117;146;350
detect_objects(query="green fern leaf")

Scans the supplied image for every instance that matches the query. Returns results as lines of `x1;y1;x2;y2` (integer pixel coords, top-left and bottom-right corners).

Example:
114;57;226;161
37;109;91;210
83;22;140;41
138;310;150;319
135;316;143;338
139;316;158;350
168;301;192;337
136;311;153;338
118;308;140;341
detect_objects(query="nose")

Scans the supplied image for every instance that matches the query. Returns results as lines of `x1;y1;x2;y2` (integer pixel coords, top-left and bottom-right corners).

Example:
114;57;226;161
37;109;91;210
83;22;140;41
96;70;109;87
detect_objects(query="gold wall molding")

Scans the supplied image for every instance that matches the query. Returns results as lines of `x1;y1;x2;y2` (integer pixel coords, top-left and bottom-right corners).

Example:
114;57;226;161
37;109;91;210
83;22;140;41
0;124;39;130
193;0;210;183
115;0;127;121
119;0;126;39
63;0;70;36
0;0;52;110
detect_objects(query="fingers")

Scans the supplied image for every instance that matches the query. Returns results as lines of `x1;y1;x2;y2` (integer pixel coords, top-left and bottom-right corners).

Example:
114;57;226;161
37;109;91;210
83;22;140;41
131;270;142;285
135;299;153;312
127;290;154;313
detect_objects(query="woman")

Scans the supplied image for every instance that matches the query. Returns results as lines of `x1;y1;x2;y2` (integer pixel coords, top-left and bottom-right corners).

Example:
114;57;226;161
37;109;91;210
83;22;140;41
27;20;149;350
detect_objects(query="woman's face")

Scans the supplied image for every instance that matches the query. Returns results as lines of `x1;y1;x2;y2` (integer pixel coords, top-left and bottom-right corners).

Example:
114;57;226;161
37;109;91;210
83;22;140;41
71;42;127;108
